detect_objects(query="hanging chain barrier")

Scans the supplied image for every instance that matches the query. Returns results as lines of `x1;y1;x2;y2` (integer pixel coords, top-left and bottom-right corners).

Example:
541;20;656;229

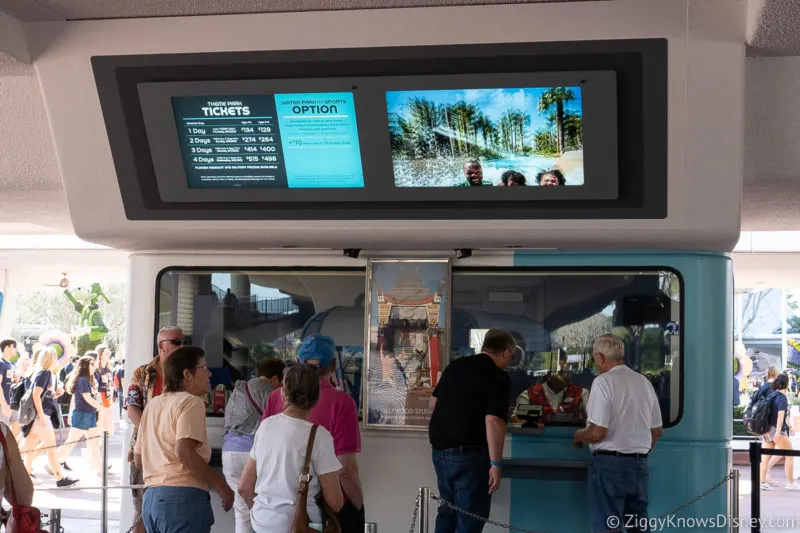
408;491;421;533
124;516;142;533
16;430;147;533
18;433;104;455
409;471;736;533
41;509;65;533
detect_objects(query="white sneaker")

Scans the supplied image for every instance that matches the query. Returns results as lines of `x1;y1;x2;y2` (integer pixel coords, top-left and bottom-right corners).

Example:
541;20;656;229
762;482;775;490
785;482;800;490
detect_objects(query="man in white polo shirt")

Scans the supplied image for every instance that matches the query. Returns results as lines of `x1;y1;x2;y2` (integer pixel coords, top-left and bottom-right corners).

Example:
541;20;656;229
572;334;663;533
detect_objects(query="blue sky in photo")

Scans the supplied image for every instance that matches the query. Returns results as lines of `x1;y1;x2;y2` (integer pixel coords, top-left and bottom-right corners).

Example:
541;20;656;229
370;262;448;326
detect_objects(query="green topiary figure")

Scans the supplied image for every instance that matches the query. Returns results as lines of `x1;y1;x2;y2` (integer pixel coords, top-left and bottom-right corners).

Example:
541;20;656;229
65;283;111;352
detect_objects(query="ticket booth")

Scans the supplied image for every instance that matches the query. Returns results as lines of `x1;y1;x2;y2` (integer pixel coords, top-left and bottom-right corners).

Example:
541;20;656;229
29;0;745;530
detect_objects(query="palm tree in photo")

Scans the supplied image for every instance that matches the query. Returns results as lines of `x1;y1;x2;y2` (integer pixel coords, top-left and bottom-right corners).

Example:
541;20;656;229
563;111;583;150
538;87;576;155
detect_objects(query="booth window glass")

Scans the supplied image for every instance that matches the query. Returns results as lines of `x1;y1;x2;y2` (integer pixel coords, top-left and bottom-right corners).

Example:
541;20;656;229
450;269;682;426
156;269;366;414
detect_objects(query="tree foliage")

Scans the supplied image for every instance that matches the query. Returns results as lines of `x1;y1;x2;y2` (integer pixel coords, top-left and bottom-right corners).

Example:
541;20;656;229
553;314;613;355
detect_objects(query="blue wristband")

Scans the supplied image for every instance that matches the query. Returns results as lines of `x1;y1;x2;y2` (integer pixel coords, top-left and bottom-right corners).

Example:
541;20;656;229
490;460;502;467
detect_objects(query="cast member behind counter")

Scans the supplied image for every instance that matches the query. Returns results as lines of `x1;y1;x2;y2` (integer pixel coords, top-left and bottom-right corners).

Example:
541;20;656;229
513;350;588;424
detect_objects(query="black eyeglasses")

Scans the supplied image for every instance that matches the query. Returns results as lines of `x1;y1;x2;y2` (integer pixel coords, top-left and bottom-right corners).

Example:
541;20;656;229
159;339;185;347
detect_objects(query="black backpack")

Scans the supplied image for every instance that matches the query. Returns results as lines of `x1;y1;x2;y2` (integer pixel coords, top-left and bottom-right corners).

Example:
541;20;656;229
744;389;776;436
8;380;26;411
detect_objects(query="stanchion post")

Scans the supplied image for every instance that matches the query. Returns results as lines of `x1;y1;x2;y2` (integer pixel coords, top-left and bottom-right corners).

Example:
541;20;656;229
419;487;430;533
48;508;61;533
102;431;109;533
730;469;740;533
749;441;761;533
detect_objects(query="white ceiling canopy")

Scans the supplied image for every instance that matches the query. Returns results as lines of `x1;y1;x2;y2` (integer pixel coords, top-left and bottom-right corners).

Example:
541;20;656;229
0;0;596;21
0;0;799;239
0;0;793;57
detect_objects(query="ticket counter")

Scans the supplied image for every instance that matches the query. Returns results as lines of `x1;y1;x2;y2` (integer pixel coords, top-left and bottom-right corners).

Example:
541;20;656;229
120;249;731;532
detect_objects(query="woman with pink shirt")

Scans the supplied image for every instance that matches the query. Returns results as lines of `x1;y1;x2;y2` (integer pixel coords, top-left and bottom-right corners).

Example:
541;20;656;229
261;334;365;532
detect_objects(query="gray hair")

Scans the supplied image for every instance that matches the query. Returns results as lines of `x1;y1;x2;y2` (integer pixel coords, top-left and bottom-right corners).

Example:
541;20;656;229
157;326;183;340
593;334;624;362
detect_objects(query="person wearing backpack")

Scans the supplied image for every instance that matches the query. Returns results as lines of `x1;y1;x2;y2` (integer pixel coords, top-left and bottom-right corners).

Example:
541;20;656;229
753;367;783;480
222;357;284;533
759;374;800;490
18;347;77;487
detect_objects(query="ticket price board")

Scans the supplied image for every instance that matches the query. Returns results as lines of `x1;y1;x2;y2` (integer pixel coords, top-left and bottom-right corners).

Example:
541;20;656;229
172;93;364;189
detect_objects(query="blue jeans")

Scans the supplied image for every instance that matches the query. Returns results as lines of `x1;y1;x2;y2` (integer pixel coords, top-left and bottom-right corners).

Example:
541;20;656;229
71;410;97;430
142;486;214;533
432;448;491;533
588;455;649;533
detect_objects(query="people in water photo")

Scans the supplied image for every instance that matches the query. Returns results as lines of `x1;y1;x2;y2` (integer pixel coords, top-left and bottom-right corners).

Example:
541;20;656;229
387;86;583;187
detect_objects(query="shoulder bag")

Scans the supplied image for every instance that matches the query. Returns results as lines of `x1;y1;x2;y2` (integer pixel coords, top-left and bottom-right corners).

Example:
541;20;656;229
0;425;46;533
290;425;341;533
244;381;262;413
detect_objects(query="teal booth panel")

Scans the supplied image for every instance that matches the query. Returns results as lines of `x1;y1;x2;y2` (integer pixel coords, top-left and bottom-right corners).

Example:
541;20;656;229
512;251;733;441
508;251;733;531
508;440;729;532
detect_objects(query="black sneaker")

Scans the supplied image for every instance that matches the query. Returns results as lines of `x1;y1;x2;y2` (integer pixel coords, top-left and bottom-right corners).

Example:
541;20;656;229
56;477;78;488
60;462;72;472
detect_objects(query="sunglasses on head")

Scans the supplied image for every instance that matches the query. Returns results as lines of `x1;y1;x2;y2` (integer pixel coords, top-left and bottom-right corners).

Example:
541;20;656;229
160;338;185;347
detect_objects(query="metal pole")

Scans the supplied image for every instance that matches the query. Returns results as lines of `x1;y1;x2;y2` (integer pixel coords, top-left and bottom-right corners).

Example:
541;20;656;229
48;509;61;533
102;431;109;533
730;469;740;533
419;487;430;533
749;441;761;533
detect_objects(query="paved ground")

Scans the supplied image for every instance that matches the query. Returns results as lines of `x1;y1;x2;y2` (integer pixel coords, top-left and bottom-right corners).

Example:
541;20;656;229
739;463;800;532
19;411;125;532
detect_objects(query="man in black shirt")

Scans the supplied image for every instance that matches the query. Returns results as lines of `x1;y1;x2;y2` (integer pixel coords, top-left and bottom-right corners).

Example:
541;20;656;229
428;328;514;533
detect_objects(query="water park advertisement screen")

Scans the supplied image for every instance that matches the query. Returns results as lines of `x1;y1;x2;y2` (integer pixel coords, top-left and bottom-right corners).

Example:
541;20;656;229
172;92;364;189
386;86;584;188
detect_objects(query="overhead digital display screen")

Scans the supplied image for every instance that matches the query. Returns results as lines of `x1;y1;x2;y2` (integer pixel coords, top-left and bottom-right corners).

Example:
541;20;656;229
172;92;364;189
386;86;584;188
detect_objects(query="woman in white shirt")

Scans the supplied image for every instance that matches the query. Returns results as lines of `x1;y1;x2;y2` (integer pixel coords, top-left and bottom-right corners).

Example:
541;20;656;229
239;364;343;533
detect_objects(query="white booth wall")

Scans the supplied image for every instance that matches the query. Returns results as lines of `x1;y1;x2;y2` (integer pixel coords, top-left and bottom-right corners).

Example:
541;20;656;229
125;251;513;533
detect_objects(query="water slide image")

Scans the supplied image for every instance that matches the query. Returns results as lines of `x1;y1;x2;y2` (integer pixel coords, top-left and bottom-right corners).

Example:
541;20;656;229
386;86;583;187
